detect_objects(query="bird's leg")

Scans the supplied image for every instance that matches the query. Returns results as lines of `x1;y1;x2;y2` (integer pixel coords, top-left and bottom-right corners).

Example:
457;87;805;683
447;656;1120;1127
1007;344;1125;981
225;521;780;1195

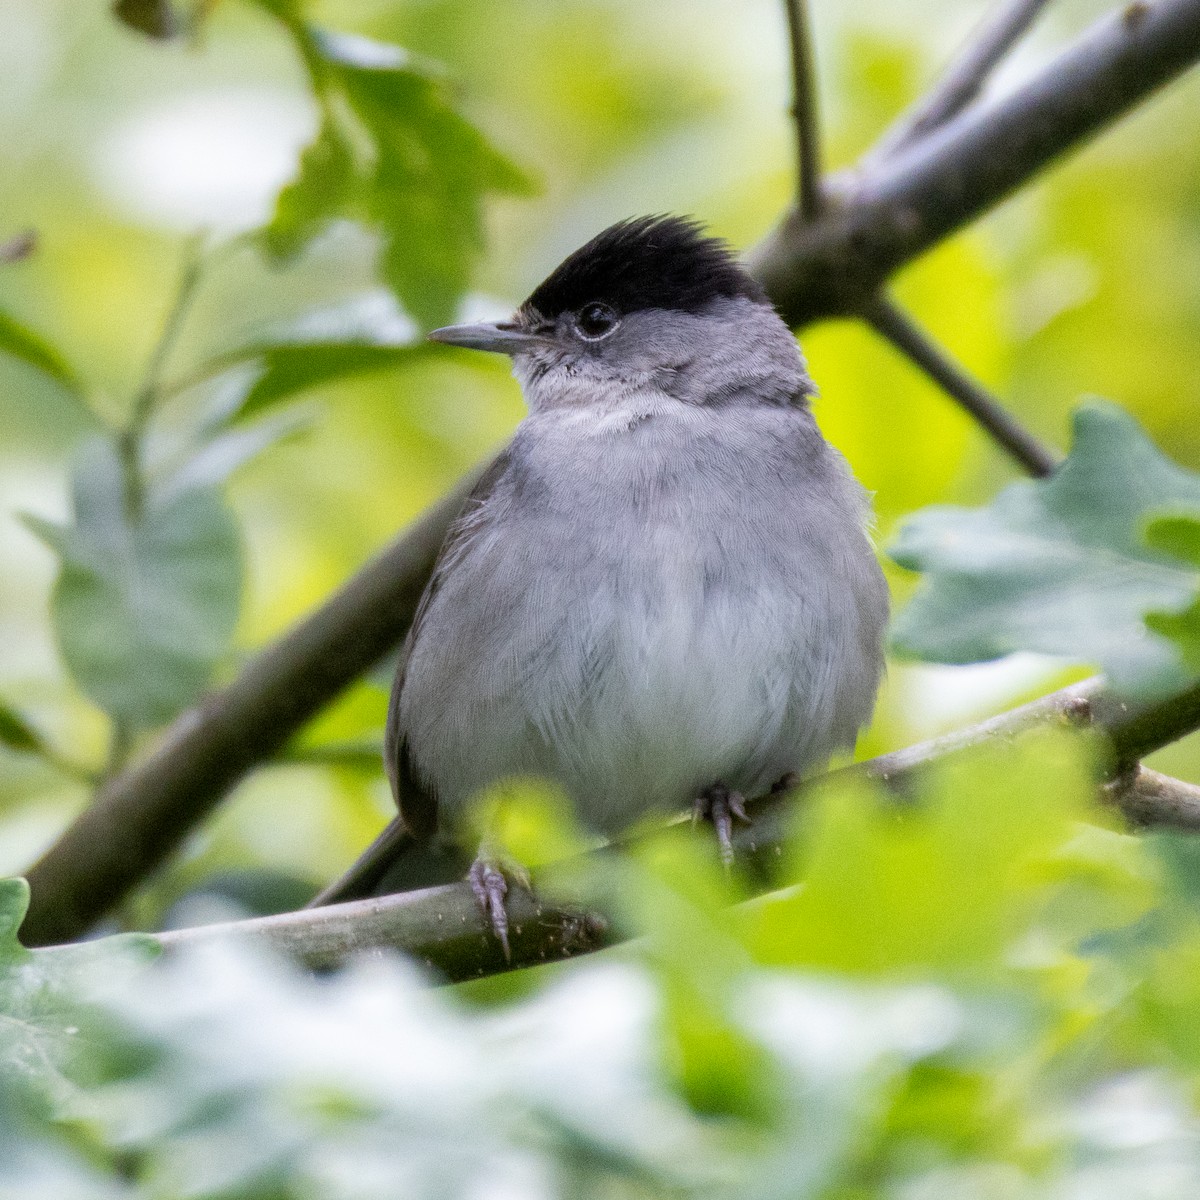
467;847;532;963
692;781;750;868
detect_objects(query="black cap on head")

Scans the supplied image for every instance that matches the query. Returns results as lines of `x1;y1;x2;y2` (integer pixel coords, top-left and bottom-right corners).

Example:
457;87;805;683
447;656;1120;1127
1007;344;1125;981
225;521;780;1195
521;215;768;322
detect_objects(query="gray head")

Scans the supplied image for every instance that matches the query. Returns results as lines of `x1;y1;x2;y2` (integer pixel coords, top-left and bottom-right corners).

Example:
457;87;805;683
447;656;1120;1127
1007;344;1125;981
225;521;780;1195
429;215;814;412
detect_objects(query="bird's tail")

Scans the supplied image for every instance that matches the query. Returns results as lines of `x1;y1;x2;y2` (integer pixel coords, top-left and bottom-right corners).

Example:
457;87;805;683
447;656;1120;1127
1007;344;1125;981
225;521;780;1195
306;817;469;908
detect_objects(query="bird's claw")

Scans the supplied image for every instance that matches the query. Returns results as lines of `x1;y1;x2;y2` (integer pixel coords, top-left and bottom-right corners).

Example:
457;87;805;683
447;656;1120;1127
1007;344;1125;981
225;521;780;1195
468;855;530;962
693;782;750;868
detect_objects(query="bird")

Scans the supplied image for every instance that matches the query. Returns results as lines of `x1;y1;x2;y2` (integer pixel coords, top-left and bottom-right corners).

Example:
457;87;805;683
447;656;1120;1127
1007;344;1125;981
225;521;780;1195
309;215;888;956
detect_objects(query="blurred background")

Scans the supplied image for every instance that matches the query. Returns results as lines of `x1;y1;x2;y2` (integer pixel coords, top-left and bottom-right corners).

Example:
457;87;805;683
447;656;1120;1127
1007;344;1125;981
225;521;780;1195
2;0;1199;926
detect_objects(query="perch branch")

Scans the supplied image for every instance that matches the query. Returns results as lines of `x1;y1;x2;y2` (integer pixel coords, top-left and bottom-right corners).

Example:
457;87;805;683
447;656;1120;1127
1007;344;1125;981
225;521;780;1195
142;675;1200;979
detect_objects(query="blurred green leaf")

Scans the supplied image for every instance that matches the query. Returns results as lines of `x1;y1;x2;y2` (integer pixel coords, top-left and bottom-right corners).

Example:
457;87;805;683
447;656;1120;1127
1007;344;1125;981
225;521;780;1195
0;1071;123;1200
23;437;242;731
157;410;308;498
890;402;1200;698
260;19;532;329
0;310;82;395
0;878;153;1110
746;730;1098;975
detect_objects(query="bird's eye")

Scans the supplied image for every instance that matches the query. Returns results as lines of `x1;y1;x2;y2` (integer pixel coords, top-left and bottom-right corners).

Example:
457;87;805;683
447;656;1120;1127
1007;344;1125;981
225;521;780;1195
576;302;619;340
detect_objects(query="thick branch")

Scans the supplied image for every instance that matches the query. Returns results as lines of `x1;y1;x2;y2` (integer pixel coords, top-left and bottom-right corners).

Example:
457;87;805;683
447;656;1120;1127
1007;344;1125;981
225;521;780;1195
871;0;1051;160
864;295;1059;476
19;469;485;947
750;0;1200;323
21;0;1200;942
142;676;1200;978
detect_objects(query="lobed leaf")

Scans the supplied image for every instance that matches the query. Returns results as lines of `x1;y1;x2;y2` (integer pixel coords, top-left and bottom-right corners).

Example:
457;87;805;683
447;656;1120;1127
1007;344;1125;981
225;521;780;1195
0;879;154;1111
890;401;1200;698
185;291;431;421
260;19;532;330
24;437;242;732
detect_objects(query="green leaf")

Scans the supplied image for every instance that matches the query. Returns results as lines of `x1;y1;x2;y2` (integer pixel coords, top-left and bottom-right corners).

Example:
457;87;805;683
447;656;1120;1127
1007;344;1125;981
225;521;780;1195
187;292;430;421
0;878;154;1109
261;22;532;330
889;401;1200;697
27;437;242;731
745;729;1096;975
0;309;82;394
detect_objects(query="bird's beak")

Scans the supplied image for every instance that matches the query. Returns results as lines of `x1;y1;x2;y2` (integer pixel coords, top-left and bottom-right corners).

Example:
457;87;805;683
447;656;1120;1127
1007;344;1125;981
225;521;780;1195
427;321;545;355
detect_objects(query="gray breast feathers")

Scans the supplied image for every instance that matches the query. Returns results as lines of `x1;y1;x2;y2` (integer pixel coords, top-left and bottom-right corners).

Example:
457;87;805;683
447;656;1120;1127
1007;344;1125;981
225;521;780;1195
389;399;887;838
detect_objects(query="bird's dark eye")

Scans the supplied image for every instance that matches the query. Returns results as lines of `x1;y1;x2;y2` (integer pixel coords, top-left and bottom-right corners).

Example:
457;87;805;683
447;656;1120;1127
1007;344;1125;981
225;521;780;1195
575;302;619;340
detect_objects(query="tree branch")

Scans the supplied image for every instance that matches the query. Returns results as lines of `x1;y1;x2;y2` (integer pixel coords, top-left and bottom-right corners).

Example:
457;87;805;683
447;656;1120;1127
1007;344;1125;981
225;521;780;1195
750;0;1200;324
139;676;1200;978
863;295;1059;476
783;0;824;219
20;0;1200;943
870;0;1052;161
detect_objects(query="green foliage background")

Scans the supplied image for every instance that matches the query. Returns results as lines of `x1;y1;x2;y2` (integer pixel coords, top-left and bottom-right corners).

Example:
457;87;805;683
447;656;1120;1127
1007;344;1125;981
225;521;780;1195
4;0;1200;1195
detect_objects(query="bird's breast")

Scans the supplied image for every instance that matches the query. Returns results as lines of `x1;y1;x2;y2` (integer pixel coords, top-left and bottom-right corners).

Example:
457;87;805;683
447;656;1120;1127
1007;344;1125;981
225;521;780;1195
398;400;886;834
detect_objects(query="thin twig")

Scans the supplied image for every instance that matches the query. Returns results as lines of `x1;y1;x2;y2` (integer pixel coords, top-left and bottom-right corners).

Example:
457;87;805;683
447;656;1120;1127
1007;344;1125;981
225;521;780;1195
871;0;1052;162
119;234;208;518
863;295;1059;477
127;233;208;437
783;0;823;219
1107;765;1200;831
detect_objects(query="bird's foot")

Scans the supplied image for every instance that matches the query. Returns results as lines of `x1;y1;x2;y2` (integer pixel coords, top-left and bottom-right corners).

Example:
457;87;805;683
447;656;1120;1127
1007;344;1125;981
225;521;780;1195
468;853;532;962
692;782;750;868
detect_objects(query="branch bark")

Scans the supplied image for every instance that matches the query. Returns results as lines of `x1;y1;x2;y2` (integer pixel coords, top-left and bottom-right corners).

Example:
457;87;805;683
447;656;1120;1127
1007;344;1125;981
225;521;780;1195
141;675;1200;979
20;0;1200;944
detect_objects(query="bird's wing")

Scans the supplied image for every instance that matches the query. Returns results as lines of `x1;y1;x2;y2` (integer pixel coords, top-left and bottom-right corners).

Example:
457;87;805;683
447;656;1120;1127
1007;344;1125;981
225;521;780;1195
308;449;513;908
385;446;514;840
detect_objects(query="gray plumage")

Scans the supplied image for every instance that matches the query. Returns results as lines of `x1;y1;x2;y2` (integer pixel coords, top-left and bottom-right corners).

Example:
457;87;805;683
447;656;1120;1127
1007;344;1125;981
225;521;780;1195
311;217;887;908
